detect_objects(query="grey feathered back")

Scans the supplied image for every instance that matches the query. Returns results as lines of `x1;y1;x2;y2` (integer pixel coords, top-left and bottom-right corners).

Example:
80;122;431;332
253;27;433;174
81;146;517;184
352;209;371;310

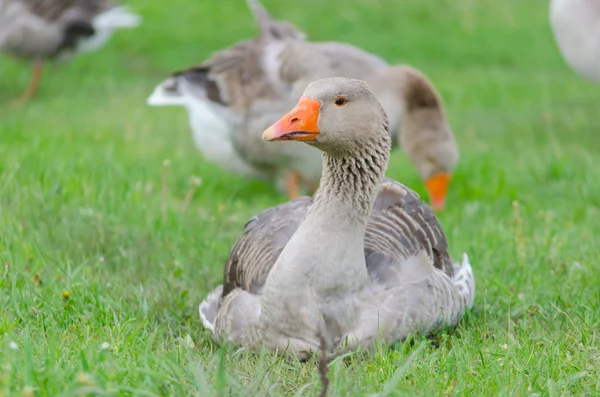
171;0;306;110
0;0;136;60
173;39;278;110
22;0;111;20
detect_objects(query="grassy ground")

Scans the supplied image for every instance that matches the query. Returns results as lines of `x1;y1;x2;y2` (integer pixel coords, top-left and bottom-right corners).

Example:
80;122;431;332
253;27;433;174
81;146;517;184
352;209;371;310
1;0;599;395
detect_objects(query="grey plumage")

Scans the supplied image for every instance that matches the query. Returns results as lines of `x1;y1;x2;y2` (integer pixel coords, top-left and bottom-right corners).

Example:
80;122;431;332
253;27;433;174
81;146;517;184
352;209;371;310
220;179;459;316
148;0;458;206
0;0;139;60
201;180;474;357
221;178;453;300
0;0;140;101
198;78;474;359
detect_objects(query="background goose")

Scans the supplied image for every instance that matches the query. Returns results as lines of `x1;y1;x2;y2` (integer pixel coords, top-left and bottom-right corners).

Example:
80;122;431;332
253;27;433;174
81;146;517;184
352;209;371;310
199;78;474;359
549;0;600;83
0;0;141;102
148;0;458;210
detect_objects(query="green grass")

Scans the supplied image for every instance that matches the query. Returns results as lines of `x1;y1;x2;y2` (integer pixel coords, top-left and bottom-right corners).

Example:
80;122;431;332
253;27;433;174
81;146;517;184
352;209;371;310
1;0;599;395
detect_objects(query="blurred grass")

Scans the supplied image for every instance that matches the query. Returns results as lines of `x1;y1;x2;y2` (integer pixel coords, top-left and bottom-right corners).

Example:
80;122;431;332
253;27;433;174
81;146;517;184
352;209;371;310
1;0;599;395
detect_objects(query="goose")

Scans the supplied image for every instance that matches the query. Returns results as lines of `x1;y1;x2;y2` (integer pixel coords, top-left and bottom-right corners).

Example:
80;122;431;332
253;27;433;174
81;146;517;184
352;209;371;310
198;77;475;359
147;0;458;210
549;0;600;83
0;0;141;102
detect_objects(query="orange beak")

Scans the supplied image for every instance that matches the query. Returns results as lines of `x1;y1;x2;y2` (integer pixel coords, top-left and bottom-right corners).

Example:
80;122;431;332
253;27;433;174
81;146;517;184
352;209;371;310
262;96;321;141
425;173;451;211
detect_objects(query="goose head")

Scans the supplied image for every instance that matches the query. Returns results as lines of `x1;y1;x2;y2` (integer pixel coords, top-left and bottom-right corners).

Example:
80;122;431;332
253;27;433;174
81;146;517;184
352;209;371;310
365;66;458;211
262;77;390;158
402;107;457;212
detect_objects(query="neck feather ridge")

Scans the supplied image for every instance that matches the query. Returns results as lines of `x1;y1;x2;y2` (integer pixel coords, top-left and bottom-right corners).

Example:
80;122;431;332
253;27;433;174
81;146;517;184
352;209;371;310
311;130;391;220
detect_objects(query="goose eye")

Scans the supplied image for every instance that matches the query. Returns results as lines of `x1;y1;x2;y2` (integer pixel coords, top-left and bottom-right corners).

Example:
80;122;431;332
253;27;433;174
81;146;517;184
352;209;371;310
334;96;347;107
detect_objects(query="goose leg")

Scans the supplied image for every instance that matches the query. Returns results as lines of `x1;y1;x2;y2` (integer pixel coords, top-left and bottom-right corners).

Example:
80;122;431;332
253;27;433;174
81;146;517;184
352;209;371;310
13;61;44;105
285;171;301;199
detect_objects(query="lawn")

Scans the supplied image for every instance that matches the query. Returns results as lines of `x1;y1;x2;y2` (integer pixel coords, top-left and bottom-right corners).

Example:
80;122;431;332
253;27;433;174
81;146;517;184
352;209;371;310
1;0;599;395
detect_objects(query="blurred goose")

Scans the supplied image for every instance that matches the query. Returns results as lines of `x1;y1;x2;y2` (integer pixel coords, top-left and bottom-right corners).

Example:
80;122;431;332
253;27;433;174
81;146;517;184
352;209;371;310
0;0;141;102
549;0;600;82
148;0;458;210
198;78;475;359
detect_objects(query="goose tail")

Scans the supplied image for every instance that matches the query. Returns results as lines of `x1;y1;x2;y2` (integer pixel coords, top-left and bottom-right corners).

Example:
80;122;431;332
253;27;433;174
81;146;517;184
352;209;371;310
199;285;224;332
93;6;141;31
73;6;141;55
147;76;190;107
452;253;475;309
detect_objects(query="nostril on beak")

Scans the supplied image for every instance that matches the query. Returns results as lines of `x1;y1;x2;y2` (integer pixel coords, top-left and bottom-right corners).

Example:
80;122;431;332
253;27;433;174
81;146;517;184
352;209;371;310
290;117;299;124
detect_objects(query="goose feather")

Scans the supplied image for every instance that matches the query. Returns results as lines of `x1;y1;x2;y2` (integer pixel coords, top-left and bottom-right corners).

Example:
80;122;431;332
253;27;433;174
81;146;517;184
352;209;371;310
549;0;600;83
199;77;474;358
148;0;458;208
0;0;140;101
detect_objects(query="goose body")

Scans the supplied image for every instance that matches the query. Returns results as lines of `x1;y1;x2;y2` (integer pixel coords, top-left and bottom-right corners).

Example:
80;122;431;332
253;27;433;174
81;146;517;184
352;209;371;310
549;0;600;82
0;0;140;101
148;0;458;210
199;78;475;358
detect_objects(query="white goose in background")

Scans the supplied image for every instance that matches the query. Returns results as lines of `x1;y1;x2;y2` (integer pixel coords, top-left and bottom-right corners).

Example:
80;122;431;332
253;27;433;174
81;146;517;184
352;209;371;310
198;77;475;359
148;0;459;211
0;0;141;102
549;0;600;82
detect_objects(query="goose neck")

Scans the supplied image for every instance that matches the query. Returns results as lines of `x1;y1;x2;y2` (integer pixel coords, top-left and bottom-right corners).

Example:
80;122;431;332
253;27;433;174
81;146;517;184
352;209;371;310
310;138;390;222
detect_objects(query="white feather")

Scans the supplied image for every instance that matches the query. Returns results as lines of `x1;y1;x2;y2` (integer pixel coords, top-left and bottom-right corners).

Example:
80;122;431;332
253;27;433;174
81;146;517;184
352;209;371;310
452;253;475;309
147;77;189;107
75;6;141;54
199;301;215;332
199;285;223;333
147;78;266;179
261;41;288;96
549;0;600;82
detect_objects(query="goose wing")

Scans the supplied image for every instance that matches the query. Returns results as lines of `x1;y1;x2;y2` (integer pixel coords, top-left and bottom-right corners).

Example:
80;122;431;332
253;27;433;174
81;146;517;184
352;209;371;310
221;179;453;301
365;178;454;283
